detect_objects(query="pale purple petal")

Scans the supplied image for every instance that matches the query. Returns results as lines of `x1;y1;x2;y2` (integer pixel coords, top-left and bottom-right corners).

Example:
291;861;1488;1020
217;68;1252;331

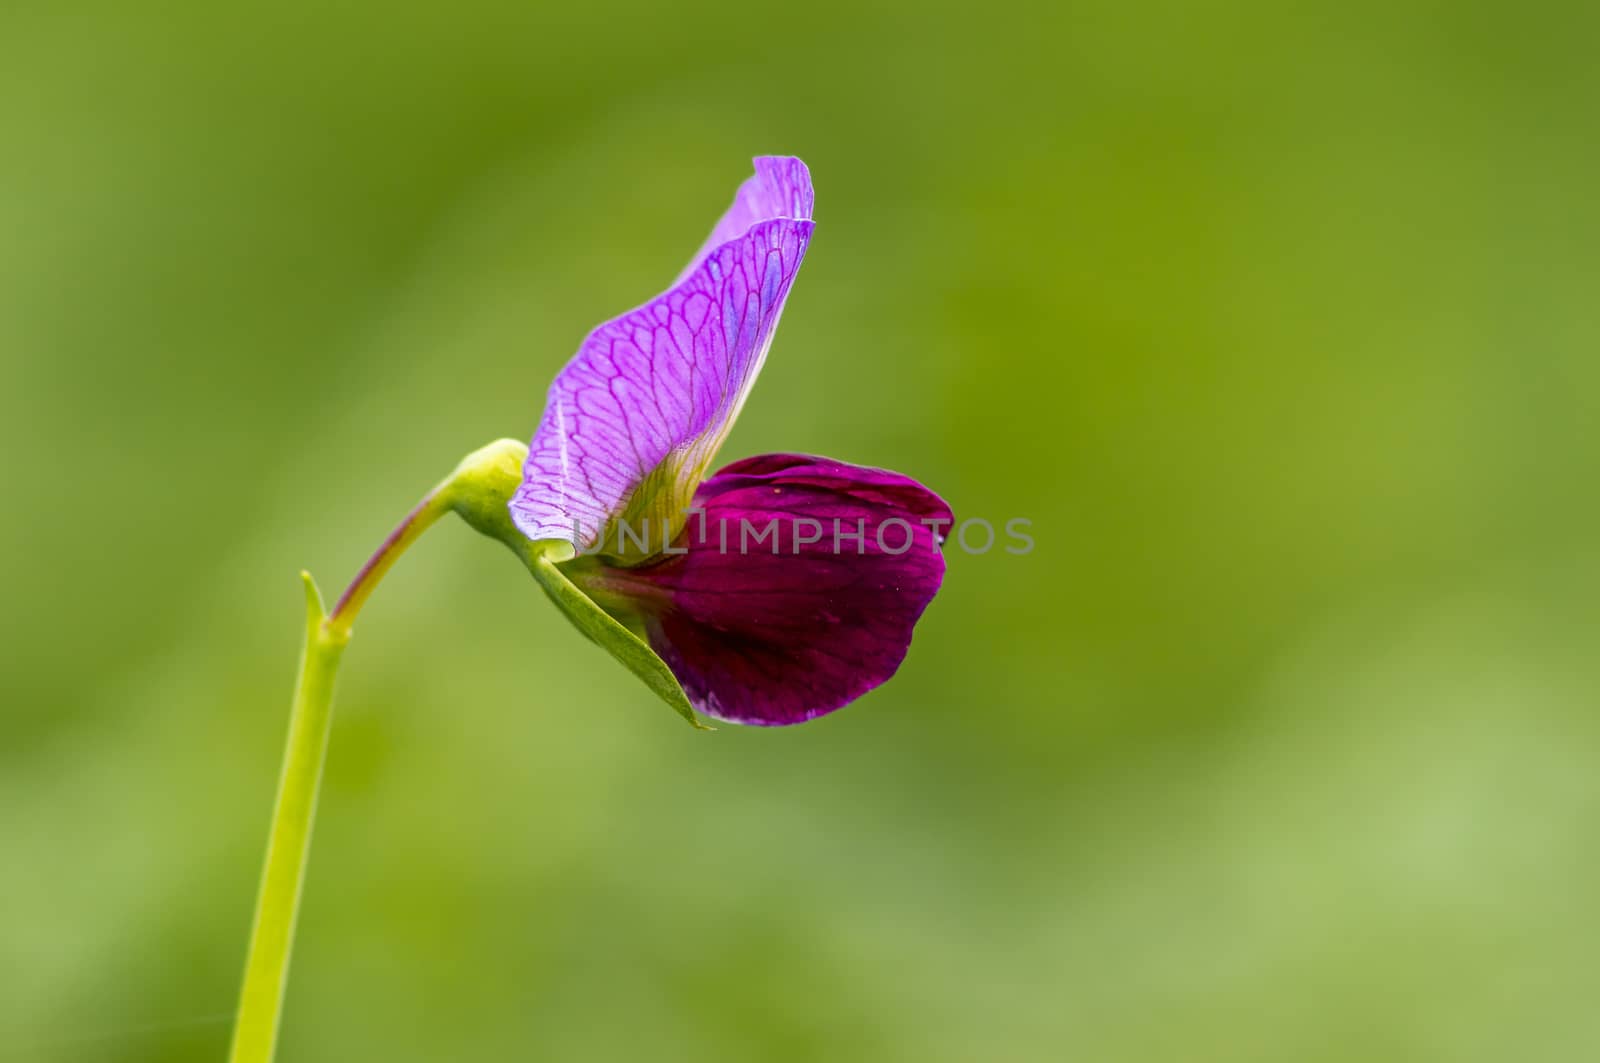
511;157;815;556
673;156;815;286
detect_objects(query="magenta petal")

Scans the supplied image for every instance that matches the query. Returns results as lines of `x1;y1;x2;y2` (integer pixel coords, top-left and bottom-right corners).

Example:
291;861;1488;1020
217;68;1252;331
627;454;951;726
511;157;814;556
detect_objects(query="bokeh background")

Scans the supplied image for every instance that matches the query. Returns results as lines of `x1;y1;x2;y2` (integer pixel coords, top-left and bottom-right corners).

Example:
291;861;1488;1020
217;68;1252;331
3;2;1598;1060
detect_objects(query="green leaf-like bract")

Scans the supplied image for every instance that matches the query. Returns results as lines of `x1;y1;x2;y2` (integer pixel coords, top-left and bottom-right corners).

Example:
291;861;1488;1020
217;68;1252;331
526;549;707;729
446;439;705;729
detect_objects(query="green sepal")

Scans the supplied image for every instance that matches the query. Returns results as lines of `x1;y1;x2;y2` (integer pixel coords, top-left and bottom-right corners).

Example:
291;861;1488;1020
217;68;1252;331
525;546;708;730
440;438;707;730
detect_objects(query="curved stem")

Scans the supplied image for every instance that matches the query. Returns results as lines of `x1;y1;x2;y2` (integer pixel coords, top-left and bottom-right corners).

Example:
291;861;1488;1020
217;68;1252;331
228;439;532;1062
229;480;458;1063
327;484;455;635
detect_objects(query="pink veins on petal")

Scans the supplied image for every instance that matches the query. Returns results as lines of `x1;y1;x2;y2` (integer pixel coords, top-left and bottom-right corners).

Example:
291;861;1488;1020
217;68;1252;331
510;156;951;725
510;157;815;559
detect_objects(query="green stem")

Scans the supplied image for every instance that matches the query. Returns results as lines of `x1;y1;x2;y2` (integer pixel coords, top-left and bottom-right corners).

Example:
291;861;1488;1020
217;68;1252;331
228;437;601;1061
228;573;346;1063
228;471;462;1063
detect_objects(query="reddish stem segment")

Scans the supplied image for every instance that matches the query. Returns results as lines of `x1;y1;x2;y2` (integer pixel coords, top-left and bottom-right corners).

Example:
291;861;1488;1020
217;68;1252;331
327;486;455;635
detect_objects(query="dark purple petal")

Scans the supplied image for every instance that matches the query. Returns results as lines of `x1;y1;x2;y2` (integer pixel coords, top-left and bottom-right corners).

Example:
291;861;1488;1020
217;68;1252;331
510;157;815;557
588;454;951;726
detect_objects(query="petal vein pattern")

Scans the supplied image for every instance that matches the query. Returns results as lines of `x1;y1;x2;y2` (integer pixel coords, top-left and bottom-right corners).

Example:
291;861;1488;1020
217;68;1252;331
511;158;815;561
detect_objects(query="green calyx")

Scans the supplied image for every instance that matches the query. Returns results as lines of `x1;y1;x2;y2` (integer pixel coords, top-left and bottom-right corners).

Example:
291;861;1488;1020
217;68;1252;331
445;439;707;730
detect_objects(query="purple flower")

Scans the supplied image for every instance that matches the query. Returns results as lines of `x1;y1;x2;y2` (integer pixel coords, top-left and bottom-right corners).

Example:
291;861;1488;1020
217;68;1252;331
510;157;949;726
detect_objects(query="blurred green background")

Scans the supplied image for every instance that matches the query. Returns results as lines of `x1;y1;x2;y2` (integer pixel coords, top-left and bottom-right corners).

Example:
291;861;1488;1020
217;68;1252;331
3;1;1598;1060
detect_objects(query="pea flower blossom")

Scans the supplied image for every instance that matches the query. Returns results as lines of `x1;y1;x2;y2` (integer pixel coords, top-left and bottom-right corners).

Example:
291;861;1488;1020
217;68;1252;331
508;156;950;725
230;157;957;1059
